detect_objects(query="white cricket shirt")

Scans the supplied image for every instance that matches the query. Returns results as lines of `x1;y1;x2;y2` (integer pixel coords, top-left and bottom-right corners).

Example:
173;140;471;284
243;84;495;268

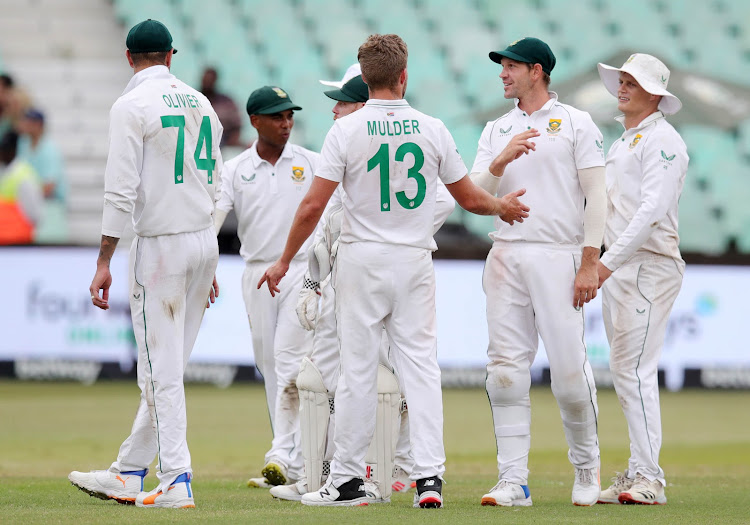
472;92;605;246
102;65;224;238
600;111;688;271
316;98;466;251
216;141;319;263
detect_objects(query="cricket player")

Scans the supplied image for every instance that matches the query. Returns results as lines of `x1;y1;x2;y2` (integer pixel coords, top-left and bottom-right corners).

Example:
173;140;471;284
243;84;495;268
69;19;223;509
213;85;317;488
258;33;531;508
273;73;455;502
595;54;687;506
470;37;606;507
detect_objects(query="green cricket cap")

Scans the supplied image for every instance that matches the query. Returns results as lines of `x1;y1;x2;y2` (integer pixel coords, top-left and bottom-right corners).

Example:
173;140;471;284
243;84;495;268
489;37;555;75
324;75;369;103
126;19;177;54
246;86;302;116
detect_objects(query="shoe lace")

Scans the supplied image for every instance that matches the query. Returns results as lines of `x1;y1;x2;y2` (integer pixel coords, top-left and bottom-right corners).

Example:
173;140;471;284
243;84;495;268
610;472;631;491
576;468;594;485
489;479;513;492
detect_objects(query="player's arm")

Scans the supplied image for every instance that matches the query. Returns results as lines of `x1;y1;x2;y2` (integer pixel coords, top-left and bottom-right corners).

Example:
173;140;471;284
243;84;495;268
91;101;142;311
573;166;607;307
446;175;529;222
599;138;683;282
258;176;339;296
90;235;119;310
470;129;539;195
433;181;456;234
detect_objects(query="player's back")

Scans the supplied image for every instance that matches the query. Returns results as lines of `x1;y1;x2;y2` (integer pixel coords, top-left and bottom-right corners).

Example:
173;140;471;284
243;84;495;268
105;66;223;237
325;99;465;251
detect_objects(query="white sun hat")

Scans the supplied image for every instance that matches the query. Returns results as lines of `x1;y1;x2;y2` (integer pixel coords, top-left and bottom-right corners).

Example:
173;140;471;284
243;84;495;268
597;53;682;115
319;63;362;88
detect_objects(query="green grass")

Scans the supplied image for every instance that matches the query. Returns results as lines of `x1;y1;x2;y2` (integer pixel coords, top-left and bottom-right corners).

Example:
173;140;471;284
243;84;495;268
0;381;749;523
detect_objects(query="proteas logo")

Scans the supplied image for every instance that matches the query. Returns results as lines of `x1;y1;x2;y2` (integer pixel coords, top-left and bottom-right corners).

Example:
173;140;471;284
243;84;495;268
628;134;642;150
546;119;562;135
291;166;305;183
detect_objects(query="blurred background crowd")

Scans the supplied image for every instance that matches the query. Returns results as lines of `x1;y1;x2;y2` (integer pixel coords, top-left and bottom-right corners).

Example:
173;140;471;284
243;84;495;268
1;0;749;263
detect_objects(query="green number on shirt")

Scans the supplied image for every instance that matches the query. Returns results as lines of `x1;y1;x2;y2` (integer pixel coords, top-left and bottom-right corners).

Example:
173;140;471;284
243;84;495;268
160;115;216;184
367;142;426;211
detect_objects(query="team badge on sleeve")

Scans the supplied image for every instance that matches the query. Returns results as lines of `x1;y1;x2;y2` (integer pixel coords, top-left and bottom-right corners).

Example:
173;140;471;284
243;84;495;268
291;167;305;183
546;119;562;135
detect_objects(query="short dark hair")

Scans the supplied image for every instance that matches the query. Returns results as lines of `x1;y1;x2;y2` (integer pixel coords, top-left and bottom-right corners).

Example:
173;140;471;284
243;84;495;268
523;62;551;87
130;50;170;67
0;74;14;89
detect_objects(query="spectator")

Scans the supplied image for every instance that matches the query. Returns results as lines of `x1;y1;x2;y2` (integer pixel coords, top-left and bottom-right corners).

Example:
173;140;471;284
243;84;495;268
0;132;43;244
0;74;14;137
16;108;68;242
200;67;242;147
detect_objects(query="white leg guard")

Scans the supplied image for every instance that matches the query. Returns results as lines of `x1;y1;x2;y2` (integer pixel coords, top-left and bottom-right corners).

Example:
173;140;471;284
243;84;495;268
365;364;401;502
297;357;332;492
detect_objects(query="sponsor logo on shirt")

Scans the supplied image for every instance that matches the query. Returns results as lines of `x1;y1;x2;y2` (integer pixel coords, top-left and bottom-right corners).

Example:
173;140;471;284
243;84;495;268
240;173;256;183
291;167;305;183
595;139;603;149
546;119;562;135
499;125;513;136
628;134;642;150
660;150;675;169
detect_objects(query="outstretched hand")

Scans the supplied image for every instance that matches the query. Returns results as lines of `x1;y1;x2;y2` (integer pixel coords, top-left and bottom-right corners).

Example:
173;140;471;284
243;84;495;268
498;188;530;225
257;259;290;297
489;129;540;175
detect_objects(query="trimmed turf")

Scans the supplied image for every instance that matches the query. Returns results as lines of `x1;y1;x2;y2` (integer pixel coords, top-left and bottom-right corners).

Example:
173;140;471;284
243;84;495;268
0;381;748;523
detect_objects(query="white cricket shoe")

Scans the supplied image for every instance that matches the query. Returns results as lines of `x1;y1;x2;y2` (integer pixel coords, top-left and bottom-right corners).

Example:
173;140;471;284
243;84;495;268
481;480;532;507
391;465;416;493
68;468;148;505
247;477;272;488
597;472;634;504
413;476;443;509
136;472;195;509
270;480;307;501
300;477;370;507
572;466;600;506
618;474;667;505
363;479;388;504
261;460;288;486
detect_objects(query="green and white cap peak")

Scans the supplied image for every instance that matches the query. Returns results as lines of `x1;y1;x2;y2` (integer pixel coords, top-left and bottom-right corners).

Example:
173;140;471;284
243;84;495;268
320;63;361;88
597;53;682;115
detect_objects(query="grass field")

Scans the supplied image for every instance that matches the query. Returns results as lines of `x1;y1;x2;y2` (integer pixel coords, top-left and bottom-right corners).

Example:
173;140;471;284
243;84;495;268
1;381;749;524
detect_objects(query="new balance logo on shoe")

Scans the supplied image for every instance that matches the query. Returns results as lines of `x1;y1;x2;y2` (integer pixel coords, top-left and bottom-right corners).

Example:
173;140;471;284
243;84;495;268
424;479;435;486
320;488;330;496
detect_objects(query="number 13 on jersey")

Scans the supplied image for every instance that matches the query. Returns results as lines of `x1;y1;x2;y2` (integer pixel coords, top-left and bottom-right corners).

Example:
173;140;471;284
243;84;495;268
368;142;426;211
161;115;216;184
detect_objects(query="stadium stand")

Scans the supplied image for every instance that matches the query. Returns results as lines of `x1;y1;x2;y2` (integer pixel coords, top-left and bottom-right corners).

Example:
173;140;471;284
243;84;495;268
0;0;748;255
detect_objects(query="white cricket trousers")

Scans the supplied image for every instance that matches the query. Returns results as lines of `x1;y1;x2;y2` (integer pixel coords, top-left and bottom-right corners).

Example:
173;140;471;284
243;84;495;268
243;259;312;479
329;242;445;486
309;277;413;472
602;253;683;486
110;227;218;491
483;242;599;485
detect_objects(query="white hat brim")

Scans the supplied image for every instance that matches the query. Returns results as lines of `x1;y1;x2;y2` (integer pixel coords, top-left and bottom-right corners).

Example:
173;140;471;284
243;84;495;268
597;62;682;115
319;79;344;88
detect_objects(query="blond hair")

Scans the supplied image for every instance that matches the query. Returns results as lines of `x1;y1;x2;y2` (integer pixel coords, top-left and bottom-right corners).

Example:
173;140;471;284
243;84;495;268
357;34;408;91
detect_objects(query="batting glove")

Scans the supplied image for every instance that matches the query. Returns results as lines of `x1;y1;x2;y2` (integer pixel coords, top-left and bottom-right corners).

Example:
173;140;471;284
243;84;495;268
296;274;319;331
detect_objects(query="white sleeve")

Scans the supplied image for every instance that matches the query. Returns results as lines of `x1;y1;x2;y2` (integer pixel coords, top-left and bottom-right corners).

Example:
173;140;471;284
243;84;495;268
316;124;346;183
574;111;606;170
437;122;467;185
600;136;684;271
470;121;495;174
578;166;607;249
214;158;236;213
212;116;225;210
101;100;143;238
433;180;455;234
